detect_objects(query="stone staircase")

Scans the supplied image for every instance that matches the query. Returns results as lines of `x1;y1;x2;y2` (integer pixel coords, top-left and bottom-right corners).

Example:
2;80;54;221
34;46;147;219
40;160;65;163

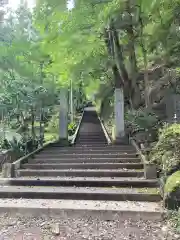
0;107;162;217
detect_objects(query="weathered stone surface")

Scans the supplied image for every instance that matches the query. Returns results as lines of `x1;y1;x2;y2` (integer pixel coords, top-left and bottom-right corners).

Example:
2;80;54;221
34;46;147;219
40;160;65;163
1;163;14;178
112;136;129;145
51;223;60;236
59;88;68;141
114;88;125;140
145;164;157;179
165;94;180;122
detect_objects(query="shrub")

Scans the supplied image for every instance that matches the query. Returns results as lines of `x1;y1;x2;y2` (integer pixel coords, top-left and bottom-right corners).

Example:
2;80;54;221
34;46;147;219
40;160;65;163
44;132;58;143
46;113;77;138
168;210;180;233
10;121;21;130
68;122;76;136
46;114;59;134
1;137;25;159
125;109;158;132
164;171;180;194
150;124;180;175
125;109;159;145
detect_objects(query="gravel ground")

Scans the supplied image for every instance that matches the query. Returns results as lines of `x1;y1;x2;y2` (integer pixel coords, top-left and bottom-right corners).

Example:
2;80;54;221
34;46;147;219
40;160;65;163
0;214;179;240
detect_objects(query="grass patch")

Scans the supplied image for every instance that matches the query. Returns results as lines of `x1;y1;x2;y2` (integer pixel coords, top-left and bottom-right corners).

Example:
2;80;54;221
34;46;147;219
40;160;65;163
44;132;58;143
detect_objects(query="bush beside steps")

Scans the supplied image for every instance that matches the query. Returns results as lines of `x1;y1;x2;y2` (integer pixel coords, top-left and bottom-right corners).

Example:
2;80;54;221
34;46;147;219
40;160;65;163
164;171;180;210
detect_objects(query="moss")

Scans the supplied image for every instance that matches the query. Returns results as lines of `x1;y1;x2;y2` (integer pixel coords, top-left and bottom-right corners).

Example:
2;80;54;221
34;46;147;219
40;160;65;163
110;187;160;194
150;124;180;175
137;188;160;194
44;133;58;143
164;171;180;194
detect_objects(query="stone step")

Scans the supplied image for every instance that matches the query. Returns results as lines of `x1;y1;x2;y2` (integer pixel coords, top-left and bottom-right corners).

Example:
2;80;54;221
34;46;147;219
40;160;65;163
77;136;106;139
0;199;163;220
76;138;106;141
0;177;159;188
42;149;136;153
76;141;107;144
22;163;143;170
76;139;107;141
51;145;133;149
77;137;105;139
77;135;105;138
30;157;141;164
74;144;111;147
17;169;144;178
76;142;108;145
75;143;108;145
36;153;138;159
76;132;104;134
0;186;161;202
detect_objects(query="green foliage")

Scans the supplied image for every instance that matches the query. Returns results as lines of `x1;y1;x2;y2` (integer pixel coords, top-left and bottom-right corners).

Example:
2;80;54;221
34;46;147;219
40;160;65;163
168;210;180;234
34;0;180;112
125;109;158;132
2;0;180;153
68;122;77;136
44;132;58;143
45;113;59;142
46;114;59;134
1;137;25;159
150;124;180;174
164;171;180;194
0;3;60;150
0;128;22;144
46;113;77;140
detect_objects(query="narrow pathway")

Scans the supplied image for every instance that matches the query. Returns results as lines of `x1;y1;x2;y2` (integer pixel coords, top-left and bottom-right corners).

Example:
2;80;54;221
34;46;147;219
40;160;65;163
0;108;161;205
0;107;169;239
0;214;173;240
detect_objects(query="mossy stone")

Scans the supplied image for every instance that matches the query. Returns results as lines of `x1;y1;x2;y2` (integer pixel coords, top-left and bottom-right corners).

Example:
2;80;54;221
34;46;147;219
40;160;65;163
164;171;180;194
164;171;180;209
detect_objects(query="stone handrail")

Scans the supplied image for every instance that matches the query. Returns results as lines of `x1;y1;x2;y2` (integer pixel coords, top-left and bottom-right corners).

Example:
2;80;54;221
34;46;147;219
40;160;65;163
130;138;149;164
98;117;112;145
1;110;85;178
1;140;55;178
12;141;52;170
130;137;157;179
71;110;84;145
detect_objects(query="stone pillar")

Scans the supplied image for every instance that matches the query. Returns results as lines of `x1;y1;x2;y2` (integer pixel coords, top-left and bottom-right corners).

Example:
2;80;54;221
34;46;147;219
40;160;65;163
70;78;74;122
114;88;127;144
59;88;68;144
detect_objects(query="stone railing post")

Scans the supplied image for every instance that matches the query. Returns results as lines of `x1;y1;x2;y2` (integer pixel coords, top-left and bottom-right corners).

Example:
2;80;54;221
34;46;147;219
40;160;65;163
59;88;68;145
114;88;128;144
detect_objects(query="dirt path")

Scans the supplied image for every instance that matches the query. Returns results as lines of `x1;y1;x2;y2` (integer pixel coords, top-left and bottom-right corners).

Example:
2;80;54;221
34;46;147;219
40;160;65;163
0;214;179;240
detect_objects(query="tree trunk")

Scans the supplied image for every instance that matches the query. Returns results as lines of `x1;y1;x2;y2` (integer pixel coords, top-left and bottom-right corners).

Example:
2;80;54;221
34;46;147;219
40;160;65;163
104;27;126;142
138;4;150;107
126;0;141;108
142;45;150;107
104;28;124;88
111;21;129;83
